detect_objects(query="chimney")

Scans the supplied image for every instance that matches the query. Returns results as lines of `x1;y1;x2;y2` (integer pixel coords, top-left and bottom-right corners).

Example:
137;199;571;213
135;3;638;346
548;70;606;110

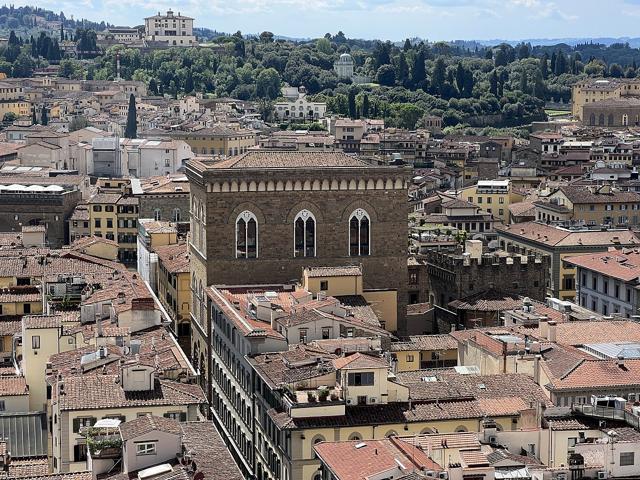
547;320;557;343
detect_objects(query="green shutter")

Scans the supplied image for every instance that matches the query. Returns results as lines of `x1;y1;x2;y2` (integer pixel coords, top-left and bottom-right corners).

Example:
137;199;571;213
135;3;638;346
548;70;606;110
72;418;80;433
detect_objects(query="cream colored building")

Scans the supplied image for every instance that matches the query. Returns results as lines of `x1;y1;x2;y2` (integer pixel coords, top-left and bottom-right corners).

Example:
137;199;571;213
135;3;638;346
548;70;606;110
459;179;524;225
572;77;640;120
144;10;196;46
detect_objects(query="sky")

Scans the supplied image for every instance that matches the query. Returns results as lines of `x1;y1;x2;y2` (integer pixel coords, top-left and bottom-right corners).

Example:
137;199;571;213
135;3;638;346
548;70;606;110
13;0;640;42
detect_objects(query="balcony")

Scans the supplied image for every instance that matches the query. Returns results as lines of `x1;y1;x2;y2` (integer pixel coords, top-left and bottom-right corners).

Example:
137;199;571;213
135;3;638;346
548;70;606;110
283;386;346;418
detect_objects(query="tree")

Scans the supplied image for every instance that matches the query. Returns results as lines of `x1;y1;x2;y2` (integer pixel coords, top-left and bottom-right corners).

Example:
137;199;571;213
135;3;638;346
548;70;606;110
316;37;332;55
540;54;549;79
2;112;17;123
609;63;624;78
411;48;426;89
259;31;274;43
394;103;424;129
396;53;409;86
519;71;528;94
348;88;357;119
69;116;89;131
31;105;37;125
431;57;447;95
403;39;411;52
256;68;281;100
362;93;370;118
41;105;48;126
124;94;137;139
148;78;158;95
376;64;395;87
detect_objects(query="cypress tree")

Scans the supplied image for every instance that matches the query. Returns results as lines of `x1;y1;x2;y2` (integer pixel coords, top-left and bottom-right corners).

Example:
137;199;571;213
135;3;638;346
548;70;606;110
124;94;137;139
32;105;37;125
41;105;48;126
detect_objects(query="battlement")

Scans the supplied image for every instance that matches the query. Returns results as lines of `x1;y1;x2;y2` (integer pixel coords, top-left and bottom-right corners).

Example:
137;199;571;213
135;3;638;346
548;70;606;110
423;249;547;271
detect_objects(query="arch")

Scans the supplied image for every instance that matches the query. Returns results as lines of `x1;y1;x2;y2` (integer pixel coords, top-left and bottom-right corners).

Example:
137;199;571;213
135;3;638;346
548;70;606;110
349;209;371;256
339;179;348;190
312;179;321;190
153;208;161;221
230;180;238;192
294;209;316;258
172;208;181;222
589;113;596;126
384;430;398;437
221;182;230;192
239;181;248;192
357;179;366;190
212;182;221;192
321;179;330;190
311;434;326;445
348;432;362;441
608;113;614;126
267;181;275;191
348;179;357;190
258;181;266;192
376;179;384;190
294;180;303;190
303;180;312;191
385;179;394;189
276;180;284;191
454;425;468;433
623;114;629;126
331;179;339;190
367;179;375;190
395;178;404;189
249;181;257;191
285;180;293;191
598;113;605;126
235;211;258;259
420;427;435;434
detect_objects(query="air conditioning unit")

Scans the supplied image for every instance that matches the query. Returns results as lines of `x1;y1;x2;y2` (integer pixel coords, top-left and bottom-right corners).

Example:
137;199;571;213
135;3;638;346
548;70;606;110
438;473;448;480
597;472;607;480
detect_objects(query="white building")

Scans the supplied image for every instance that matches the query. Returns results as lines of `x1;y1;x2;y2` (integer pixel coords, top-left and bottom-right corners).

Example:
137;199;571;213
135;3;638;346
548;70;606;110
334;53;354;79
144;10;196;47
120;139;193;178
274;86;327;122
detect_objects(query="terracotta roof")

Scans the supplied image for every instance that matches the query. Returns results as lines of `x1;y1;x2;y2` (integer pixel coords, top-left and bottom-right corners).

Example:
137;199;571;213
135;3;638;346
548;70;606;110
496;222;639;248
180;422;245;480
154;243;189;274
305;266;362;278
207;151;373;169
6;457;49;478
0;376;28;396
460;450;490;467
55;375;206;411
332;352;388;370
9;473;92;480
23;315;62;329
314;437;441;480
391;335;457;352
448;290;522;312
563;250;640;282
119;414;182;441
549;358;640;391
558;186;640;204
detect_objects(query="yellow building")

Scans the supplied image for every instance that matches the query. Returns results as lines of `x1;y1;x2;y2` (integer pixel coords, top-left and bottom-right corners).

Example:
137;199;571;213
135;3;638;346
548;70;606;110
250;348;549;480
0;81;30;118
535;185;640;227
571;77;640;120
496;222;640;300
0;287;43;318
88;193;139;265
390;334;458;372
302;266;398;333
154;242;190;351
459;179;524;225
141;126;256;157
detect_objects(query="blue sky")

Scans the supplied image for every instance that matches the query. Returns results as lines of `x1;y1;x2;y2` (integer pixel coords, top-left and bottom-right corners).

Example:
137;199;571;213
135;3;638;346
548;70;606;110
14;0;640;41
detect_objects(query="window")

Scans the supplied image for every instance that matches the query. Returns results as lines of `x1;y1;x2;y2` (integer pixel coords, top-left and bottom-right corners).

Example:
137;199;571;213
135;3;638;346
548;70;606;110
154;209;161;221
72;416;96;433
294;210;316;257
299;329;308;343
94;219;101;228
349;209;370;256
620;452;635;466
320;280;328;291
32;335;40;349
163;412;187;421
347;372;374;386
172;208;181;222
322;327;331;339
73;444;87;462
407;354;415;362
136;442;157;456
23;303;31;314
236;211;258;259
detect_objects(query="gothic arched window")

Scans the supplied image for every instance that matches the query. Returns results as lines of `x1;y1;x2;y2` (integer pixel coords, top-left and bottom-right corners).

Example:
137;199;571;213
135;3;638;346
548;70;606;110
349;209;370;256
294;209;316;257
236;211;258;258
